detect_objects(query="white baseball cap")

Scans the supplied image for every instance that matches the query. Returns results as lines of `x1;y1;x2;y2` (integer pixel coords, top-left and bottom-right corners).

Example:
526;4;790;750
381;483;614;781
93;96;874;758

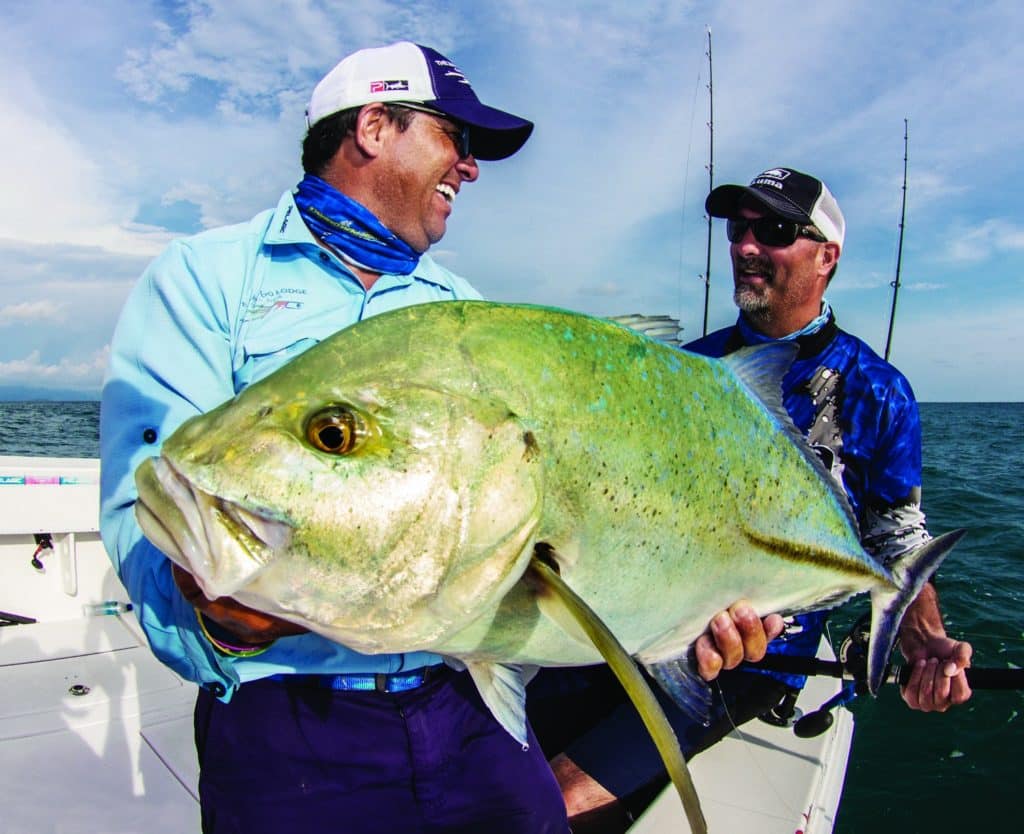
306;42;534;161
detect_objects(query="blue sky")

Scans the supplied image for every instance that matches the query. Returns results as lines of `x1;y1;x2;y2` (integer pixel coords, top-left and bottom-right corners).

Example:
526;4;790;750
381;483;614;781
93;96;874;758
1;0;1021;401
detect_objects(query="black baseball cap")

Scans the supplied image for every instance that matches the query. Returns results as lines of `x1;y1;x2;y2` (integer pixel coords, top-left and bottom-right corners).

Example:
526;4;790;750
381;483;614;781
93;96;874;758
706;167;845;246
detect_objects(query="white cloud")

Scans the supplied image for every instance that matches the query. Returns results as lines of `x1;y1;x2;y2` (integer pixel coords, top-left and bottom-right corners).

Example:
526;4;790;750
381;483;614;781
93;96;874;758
946;219;1024;263
115;0;463;113
0;301;69;326
0;55;174;256
0;347;110;384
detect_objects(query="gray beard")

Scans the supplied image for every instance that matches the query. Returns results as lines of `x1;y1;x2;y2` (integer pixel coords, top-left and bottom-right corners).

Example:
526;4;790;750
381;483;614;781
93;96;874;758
734;286;772;323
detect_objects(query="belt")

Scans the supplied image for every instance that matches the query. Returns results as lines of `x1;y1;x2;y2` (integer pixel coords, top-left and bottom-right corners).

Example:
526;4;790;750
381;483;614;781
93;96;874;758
271;665;440;694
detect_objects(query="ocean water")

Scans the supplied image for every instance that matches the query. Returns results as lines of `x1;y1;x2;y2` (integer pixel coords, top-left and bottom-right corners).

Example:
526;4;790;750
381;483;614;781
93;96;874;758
0;401;100;457
1;399;1021;830
834;402;1024;833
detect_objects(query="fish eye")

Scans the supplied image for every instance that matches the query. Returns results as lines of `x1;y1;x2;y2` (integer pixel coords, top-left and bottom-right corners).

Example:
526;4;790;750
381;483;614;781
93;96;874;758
306;407;364;455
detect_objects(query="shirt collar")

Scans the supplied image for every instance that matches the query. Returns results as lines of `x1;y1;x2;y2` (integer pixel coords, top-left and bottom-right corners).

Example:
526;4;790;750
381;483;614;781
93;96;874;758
738;299;833;345
263;190;458;293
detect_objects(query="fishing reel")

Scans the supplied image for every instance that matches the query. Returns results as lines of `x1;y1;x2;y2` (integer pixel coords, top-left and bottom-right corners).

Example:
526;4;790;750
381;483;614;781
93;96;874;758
790;614;875;738
754;613;881;738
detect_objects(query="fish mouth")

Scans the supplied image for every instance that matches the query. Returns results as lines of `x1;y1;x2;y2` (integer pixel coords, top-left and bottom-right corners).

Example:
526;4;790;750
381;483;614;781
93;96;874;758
135;456;293;599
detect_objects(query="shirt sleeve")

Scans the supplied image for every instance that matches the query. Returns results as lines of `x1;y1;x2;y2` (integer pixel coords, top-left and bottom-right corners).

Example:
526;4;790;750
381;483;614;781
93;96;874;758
99;238;242;690
859;377;931;566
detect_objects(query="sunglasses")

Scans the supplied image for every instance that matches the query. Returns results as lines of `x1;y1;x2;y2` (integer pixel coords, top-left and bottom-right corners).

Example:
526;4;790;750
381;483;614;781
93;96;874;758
726;217;827;247
391;102;472;159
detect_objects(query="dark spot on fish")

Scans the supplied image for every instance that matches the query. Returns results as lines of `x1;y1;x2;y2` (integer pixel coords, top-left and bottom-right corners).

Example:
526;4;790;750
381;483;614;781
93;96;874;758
533;542;560;574
523;431;539;461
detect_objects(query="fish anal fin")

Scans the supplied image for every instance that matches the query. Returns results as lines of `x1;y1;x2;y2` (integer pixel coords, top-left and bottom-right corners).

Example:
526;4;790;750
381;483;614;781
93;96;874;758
463;661;530;748
644;656;714;728
528;555;708;834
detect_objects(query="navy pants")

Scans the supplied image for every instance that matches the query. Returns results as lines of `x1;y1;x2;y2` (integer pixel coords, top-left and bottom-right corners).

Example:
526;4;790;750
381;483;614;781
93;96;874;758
195;667;569;833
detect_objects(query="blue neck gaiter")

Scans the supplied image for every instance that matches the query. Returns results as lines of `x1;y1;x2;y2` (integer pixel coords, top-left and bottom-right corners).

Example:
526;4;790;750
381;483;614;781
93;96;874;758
293;174;420;276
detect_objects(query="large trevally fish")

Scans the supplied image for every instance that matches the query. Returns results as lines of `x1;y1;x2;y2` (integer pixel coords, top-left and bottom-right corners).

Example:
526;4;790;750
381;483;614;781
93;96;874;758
135;301;961;832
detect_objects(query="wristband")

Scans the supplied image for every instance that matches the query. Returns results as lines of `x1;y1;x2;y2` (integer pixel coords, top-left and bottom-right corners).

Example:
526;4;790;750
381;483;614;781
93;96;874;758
196;609;275;658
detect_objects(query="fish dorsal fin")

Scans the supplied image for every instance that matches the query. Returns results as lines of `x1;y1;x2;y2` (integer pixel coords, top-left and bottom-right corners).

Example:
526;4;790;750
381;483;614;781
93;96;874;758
720;342;797;424
721;343;859;532
528;555;707;834
607;314;683;347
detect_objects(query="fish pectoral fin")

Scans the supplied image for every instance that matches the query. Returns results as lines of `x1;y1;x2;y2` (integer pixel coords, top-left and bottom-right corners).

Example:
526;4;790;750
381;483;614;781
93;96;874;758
463;661;530;748
527;556;707;834
644;656;714;727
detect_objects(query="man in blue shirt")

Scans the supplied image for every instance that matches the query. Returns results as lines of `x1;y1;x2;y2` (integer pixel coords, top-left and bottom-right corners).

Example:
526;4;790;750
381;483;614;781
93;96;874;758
536;167;974;832
100;42;570;834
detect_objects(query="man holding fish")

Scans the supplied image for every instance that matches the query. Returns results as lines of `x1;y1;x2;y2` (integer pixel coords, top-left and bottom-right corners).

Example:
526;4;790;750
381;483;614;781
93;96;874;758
100;41;568;834
100;39;774;833
543;168;974;832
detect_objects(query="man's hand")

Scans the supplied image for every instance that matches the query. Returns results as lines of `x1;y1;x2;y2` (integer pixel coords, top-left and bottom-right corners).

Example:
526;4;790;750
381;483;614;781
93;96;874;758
694;600;785;681
172;564;308;645
900;635;972;712
898;583;973;712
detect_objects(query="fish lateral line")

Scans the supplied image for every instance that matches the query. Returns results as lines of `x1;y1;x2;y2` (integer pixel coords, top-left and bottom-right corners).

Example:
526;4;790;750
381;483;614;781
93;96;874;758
527;555;707;834
740;527;887;580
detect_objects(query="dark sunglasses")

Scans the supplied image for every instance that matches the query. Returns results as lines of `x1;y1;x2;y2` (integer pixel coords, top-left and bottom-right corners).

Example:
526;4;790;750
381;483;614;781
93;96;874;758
726;216;827;247
393;102;472;159
446;122;472;160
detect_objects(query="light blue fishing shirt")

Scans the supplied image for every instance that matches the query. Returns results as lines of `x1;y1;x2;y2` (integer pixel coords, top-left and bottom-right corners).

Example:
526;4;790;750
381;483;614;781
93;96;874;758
100;189;481;699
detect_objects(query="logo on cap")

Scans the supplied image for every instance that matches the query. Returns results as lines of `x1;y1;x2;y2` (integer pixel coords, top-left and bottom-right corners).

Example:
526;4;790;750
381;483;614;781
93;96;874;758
369;80;410;93
432;58;471;86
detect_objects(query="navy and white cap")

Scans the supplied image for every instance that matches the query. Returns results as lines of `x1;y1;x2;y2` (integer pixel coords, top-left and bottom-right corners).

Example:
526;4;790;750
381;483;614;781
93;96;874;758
306;42;534;161
706;167;846;247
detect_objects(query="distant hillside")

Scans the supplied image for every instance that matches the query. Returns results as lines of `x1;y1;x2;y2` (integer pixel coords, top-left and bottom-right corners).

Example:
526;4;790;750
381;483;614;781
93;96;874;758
0;386;99;402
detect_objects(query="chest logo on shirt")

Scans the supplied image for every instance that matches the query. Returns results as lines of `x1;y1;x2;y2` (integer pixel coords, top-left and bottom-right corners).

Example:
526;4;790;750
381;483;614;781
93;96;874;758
243;289;307;322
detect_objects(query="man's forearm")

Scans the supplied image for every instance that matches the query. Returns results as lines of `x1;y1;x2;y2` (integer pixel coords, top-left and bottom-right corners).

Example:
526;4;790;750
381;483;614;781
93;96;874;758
898;581;946;655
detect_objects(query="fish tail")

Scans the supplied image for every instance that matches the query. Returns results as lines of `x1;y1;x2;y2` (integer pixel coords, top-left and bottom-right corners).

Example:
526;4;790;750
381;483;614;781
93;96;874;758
867;528;967;694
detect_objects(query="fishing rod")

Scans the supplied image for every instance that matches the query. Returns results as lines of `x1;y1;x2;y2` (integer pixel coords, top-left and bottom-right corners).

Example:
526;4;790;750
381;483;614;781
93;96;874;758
744;614;1024;739
700;26;714;338
883;119;909;361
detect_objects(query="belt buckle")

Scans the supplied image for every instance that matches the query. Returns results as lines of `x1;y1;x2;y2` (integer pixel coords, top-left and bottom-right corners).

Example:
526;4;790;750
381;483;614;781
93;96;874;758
376;667;431;693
